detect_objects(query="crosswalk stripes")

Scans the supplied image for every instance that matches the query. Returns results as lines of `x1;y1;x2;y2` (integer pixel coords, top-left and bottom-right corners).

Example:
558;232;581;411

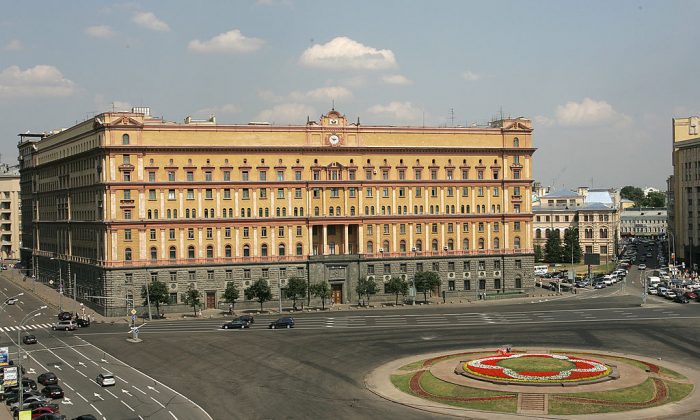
0;323;52;332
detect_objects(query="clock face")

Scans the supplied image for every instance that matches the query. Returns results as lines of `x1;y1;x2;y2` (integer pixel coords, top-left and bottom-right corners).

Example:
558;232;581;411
329;118;338;125
329;134;340;145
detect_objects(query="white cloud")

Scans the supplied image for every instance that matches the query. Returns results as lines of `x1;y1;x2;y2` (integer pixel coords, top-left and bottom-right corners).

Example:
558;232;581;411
0;65;76;98
85;25;115;38
300;37;397;70
255;103;316;124
259;86;352;103
132;12;170;32
188;29;264;53
195;104;241;117
534;115;555;127
462;71;481;81
3;39;23;51
367;101;423;123
382;74;412;85
555;98;624;126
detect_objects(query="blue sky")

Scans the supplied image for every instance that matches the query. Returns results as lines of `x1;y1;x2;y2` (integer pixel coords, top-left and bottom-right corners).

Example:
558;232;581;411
1;0;698;189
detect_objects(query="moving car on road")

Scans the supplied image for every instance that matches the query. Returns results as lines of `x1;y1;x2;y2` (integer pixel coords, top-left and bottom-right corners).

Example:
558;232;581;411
673;294;690;304
4;297;18;305
51;321;76;331
75;318;90;327
269;317;295;329
23;334;38;345
221;319;250;329
57;312;72;321
639;264;647;270
95;373;115;387
37;372;58;386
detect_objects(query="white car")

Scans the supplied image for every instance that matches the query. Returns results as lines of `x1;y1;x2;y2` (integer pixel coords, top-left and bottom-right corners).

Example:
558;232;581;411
648;287;658;295
639;264;647;270
4;298;18;305
96;373;116;387
665;291;677;299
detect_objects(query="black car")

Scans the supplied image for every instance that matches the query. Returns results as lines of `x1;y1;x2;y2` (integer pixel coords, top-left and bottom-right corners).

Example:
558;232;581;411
221;319;250;329
22;334;38;344
72;416;98;420
269;317;295;329
57;312;72;321
75;318;90;327
41;385;64;399
21;377;38;390
4;390;41;405
34;414;66;420
37;372;58;386
238;314;255;324
11;400;59;415
673;294;690;304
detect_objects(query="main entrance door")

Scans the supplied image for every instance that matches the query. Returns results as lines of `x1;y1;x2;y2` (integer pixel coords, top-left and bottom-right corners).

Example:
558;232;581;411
206;291;216;309
331;284;343;304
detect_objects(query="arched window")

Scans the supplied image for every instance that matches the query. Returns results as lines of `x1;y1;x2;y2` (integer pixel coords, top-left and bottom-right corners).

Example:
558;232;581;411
167;209;172;219
204;209;209;218
150;247;157;261
155;209;159;219
513;137;520;147
447;239;454;250
336;206;341;216
463;238;469;250
371;206;375;215
225;244;232;258
241;208;246;217
261;244;268;257
478;238;485;250
265;208;269;217
367;241;374;253
432;239;439;251
585;228;593;239
147;210;152;219
315;207;320;216
124;248;132;261
514;236;521;250
399;240;406;253
122;134;130;145
243;244;250;257
279;244;286;256
296;243;303;256
364;206;369;215
299;207;304;216
494;237;500;249
329;207;334;216
282;208;286;216
276;208;281;217
169;246;176;260
206;245;214;258
600;228;608;239
259;208;263;217
188;246;195;259
294;208;299;217
350;206;356;216
535;228;541;239
382;240;390;252
415;239;422;251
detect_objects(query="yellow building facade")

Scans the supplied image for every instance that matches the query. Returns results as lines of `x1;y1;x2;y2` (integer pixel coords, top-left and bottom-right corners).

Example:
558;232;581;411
19;109;535;315
670;116;700;266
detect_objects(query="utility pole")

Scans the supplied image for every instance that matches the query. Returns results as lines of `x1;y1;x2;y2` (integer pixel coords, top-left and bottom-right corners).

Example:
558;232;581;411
145;281;152;321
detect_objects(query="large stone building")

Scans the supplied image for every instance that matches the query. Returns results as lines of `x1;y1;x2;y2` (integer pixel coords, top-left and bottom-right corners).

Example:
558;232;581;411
669;116;700;267
18;108;536;315
533;187;619;264
620;208;667;238
0;163;21;262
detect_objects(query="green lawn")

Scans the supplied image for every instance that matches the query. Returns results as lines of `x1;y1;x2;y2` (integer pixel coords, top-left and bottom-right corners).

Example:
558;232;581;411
398;360;426;371
497;357;575;372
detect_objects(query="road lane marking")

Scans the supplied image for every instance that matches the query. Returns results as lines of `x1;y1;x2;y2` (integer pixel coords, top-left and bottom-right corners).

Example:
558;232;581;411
63;381;74;391
151;396;166;408
147;385;160;393
76;370;87;378
169;411;178;419
105;388;118;398
76;392;88;402
116;375;128;383
132;385;147;395
121;400;135;412
91;403;103;415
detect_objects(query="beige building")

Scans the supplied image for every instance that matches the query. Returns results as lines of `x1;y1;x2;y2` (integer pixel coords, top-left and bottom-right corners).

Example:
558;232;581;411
670;116;700;267
19;108;536;315
533;187;619;264
0;163;21;262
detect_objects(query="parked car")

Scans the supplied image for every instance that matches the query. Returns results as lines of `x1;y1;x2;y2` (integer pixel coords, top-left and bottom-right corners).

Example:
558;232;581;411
51;321;76;331
21;377;38;390
673;294;690;304
593;282;606;289
683;291;698;300
95;373;115;387
40;385;64;399
34;414;67;420
639;264;647;270
665;291;677;300
37;373;58;386
10;399;58;415
4;298;18;305
57;312;72;321
648;287;658;295
23;334;38;345
75;318;90;327
71;416;98;420
221;319;250;329
269;317;295;329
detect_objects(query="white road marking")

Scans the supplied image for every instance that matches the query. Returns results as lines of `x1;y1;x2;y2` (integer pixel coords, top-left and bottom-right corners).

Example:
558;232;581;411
76;392;88;402
105;388;118;398
151;396;166;408
76;370;87;378
116;375;128;383
169;411;178;419
132;385;147;395
91;403;103;415
121;400;135;412
147;385;160;393
63;381;74;391
91;360;99;366
93;393;104;401
121;389;133;397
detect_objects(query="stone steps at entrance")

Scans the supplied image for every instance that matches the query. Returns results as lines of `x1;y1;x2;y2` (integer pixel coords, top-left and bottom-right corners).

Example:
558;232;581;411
518;393;547;415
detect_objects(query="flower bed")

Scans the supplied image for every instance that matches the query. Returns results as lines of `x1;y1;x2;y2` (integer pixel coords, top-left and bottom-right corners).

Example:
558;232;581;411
462;353;613;384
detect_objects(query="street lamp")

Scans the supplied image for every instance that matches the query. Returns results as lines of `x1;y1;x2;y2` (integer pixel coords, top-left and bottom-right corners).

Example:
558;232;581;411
50;257;63;311
17;305;47;410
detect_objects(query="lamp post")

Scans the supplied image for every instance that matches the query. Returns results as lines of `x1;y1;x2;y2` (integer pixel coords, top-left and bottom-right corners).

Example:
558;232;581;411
17;306;47;410
50;257;63;311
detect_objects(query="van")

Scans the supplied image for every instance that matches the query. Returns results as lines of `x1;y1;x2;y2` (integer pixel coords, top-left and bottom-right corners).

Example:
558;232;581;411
534;265;548;276
648;276;661;286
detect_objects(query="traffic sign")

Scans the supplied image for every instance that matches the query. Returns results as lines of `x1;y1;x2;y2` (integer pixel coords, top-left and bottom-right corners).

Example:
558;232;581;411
130;309;137;315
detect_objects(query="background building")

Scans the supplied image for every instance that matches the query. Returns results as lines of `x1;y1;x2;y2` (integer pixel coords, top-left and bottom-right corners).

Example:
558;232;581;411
533;186;619;264
0;163;21;263
19;108;536;315
620;208;667;238
670;116;700;268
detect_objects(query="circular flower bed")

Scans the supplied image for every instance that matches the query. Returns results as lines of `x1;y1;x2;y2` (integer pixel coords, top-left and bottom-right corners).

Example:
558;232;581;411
462;353;613;384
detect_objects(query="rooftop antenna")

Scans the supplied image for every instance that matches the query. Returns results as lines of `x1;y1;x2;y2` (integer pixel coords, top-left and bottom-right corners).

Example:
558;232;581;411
111;102;115;112
500;106;504;121
331;99;335;111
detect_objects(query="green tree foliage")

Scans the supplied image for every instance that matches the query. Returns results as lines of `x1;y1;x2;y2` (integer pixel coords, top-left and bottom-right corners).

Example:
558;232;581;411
245;279;273;312
285;276;307;310
141;280;169;317
534;245;544;262
385;276;409;305
544;230;563;263
222;281;239;312
356;276;379;305
414;271;441;303
644;191;666;207
621;186;645;205
310;281;331;310
183;286;201;317
562;228;582;263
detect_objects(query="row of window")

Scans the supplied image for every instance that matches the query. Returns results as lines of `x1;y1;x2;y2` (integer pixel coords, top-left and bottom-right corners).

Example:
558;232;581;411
535;227;609;239
366;259;522;274
535;213;611;222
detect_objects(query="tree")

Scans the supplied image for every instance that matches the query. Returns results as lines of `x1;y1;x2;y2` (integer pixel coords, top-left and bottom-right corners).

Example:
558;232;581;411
621;186;645;205
183;286;201;317
356;276;378;306
245;279;273;312
311;281;331;310
141;280;169;317
285;276;307;311
414;271;441;303
544;230;563;263
385;276;409;305
562;228;582;264
222;282;239;312
534;245;544;263
643;191;666;208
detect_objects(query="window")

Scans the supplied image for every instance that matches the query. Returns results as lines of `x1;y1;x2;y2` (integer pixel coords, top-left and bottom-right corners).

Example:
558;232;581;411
365;170;373;180
225;245;232;258
188;246;195;259
242;171;249;181
259;171;267;181
205;189;213;199
295;171;302;180
515;259;522;269
124;248;132;261
259;188;267;199
463;280;471;290
515;277;522;289
186;171;194;181
206;246;214;258
513;137;520;147
124;229;132;241
148;172;156;182
123;172;131;181
123;209;132;219
205;171;212;182
244;269;251;279
122;134;130;145
223;171;231;181
277;170;284;181
261;244;268;257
